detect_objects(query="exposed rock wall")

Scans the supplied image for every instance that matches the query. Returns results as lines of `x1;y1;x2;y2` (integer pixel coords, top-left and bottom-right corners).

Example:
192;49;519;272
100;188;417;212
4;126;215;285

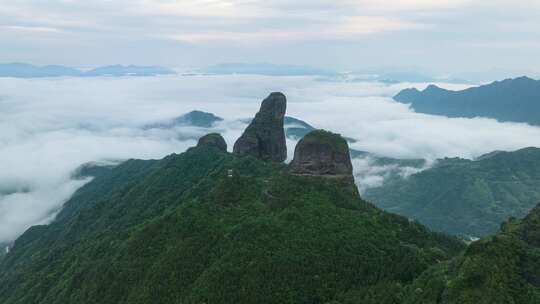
233;92;287;162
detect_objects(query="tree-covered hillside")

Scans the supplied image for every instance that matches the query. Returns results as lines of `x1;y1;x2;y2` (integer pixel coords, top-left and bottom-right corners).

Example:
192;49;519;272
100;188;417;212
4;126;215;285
0;243;7;261
402;203;540;304
394;76;540;125
3;91;537;304
0;142;463;304
364;147;540;237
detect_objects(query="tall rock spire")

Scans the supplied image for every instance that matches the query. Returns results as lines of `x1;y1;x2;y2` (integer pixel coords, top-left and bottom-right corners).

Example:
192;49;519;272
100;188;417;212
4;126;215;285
233;92;287;162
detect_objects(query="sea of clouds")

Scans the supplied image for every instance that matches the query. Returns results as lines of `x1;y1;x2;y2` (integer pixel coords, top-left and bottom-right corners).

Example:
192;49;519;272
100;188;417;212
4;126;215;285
1;74;540;243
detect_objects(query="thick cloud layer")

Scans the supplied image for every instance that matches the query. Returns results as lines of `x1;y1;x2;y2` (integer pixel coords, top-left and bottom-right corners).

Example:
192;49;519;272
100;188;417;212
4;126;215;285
1;74;540;243
1;1;539;76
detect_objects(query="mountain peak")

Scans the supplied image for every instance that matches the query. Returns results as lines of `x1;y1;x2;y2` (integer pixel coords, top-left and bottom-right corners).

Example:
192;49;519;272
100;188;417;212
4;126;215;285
289;130;353;177
233;92;287;162
423;84;445;93
259;92;287;119
177;110;223;128
503;75;536;83
196;133;227;152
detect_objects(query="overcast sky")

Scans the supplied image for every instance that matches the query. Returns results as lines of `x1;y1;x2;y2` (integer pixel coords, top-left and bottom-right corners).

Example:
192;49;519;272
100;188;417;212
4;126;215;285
1;0;539;76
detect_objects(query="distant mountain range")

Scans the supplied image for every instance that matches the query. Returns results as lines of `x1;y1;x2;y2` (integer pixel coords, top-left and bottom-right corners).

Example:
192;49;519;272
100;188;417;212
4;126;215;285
0;63;176;78
364;147;540;237
199;63;471;84
200;63;337;76
394;76;540;125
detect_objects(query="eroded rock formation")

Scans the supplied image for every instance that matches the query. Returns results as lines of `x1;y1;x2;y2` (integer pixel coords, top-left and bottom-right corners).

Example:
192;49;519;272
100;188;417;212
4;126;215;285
233;92;287;162
197;133;227;152
289;130;353;176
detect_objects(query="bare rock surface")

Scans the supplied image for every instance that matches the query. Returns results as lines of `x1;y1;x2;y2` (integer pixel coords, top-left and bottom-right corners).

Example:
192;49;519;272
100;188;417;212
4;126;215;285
233;92;287;162
197;133;227;152
289;130;353;176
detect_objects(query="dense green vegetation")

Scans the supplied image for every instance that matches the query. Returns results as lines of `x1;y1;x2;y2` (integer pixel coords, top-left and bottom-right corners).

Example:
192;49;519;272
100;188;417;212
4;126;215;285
0;144;463;304
364;147;540;237
0;244;7;261
402;204;540;304
394;76;540;125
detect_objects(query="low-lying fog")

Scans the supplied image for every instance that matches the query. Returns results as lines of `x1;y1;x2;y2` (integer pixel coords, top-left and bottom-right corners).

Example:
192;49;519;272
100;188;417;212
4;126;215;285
2;74;540;243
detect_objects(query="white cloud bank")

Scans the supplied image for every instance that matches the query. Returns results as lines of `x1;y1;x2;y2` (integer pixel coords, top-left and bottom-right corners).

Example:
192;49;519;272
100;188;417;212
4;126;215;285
1;74;540;243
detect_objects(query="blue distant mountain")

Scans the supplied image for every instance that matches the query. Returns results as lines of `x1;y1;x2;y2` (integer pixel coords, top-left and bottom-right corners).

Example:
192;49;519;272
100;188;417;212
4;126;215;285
375;71;470;84
394;76;540;125
0;63;82;78
200;63;336;76
0;63;176;78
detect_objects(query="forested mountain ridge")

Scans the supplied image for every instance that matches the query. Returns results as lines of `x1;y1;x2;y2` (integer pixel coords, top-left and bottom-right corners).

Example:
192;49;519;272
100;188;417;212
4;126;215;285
403;203;540;303
364;147;540;237
0;93;463;304
394;76;540;125
2;92;538;303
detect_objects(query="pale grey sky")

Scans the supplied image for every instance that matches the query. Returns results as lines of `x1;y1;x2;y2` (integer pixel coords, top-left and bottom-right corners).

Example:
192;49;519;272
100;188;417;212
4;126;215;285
0;0;539;76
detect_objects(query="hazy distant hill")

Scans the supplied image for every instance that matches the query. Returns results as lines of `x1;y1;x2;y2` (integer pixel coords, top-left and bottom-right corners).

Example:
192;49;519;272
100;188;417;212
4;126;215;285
201;63;336;76
144;111;224;129
0;63;176;78
394;76;540;125
364;147;540;237
83;65;176;77
0;63;81;78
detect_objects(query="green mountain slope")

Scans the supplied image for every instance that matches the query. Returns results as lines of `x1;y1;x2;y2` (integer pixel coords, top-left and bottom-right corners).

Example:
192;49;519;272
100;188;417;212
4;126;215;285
394;76;540;125
402;203;540;304
0;143;463;304
364;147;540;237
0;243;7;261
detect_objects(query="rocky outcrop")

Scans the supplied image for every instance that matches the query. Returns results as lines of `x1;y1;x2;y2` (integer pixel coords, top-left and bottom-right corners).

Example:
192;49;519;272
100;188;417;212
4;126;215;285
233;92;287;162
289;130;353;176
197;133;227;152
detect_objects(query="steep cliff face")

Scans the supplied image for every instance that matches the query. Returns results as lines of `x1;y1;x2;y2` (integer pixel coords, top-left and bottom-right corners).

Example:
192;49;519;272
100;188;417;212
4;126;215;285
289;130;353;176
233;92;287;162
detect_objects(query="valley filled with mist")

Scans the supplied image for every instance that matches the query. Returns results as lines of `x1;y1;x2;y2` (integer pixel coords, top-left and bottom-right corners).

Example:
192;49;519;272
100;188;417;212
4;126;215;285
2;73;540;243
